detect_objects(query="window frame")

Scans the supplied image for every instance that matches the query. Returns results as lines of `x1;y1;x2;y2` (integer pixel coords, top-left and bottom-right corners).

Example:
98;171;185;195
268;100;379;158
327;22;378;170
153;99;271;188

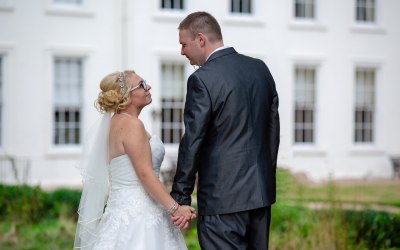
354;67;376;144
230;0;252;14
294;0;316;20
351;0;385;34
159;62;186;145
160;0;185;11
355;0;376;24
289;0;327;31
52;56;84;147
293;65;317;145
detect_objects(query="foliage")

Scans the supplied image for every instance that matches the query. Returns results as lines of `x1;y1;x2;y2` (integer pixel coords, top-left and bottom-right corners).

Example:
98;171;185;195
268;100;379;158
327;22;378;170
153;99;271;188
270;169;400;250
0;185;45;223
183;221;201;250
0;184;81;224
1;169;400;249
0;218;76;250
345;210;400;249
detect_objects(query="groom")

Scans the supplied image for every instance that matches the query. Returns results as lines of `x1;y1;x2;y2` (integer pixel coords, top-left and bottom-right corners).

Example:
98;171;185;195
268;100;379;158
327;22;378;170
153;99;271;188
171;12;280;249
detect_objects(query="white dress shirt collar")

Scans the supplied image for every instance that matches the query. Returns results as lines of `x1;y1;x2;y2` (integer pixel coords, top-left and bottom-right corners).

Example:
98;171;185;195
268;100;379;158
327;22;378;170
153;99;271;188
206;46;230;62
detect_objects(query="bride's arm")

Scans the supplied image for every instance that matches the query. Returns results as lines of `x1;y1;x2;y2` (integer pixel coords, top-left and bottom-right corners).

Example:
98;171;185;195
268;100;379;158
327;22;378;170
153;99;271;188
122;118;195;227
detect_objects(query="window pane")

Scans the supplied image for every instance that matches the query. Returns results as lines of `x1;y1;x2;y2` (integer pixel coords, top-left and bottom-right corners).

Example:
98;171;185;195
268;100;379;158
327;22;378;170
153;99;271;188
53;58;82;145
295;0;315;19
54;58;82;106
231;0;252;14
294;66;316;143
304;129;313;142
161;0;184;10
356;0;375;22
54;108;81;145
161;63;185;144
354;68;375;143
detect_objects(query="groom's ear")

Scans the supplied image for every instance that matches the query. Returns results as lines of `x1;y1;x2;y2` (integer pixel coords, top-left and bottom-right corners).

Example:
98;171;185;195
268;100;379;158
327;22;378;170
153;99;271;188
197;33;206;47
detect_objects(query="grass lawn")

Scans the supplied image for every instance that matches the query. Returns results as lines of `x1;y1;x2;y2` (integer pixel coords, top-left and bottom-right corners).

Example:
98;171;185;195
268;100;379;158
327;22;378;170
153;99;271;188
0;218;76;250
277;168;400;209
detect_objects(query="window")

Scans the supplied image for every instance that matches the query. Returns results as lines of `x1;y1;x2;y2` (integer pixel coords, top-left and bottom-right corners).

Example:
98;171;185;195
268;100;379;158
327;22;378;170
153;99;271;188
161;63;185;144
354;68;375;143
231;0;252;14
356;0;375;23
0;57;2;145
53;58;83;145
294;0;315;19
161;0;184;10
294;66;316;143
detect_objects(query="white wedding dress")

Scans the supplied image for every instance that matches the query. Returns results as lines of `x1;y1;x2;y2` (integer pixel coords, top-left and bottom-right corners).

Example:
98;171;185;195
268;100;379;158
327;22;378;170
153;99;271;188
90;135;187;250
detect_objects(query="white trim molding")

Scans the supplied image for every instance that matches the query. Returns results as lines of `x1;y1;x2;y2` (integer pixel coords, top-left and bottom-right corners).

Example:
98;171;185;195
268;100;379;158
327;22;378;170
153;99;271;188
0;43;14;154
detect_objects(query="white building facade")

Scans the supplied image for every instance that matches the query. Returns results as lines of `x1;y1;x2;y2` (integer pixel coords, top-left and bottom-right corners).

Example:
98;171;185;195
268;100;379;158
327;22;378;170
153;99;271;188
0;0;399;187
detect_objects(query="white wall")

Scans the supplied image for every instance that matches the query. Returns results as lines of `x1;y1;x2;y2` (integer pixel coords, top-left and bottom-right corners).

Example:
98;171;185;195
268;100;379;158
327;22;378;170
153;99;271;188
0;0;399;187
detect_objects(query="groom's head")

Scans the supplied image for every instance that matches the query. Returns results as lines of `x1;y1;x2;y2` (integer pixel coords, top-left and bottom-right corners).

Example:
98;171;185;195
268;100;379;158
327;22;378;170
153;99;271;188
178;11;224;67
178;11;223;43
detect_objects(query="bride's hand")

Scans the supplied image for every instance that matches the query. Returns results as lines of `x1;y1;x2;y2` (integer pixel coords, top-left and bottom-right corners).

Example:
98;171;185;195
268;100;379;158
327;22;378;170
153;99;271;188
171;215;189;230
174;205;193;221
171;205;196;230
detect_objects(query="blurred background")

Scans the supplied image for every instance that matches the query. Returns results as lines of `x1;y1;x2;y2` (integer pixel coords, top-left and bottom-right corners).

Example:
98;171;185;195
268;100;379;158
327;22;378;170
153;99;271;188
0;0;399;249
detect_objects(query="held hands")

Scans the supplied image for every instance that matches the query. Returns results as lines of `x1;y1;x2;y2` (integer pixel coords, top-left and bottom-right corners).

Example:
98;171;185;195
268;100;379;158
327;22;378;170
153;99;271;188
170;205;196;230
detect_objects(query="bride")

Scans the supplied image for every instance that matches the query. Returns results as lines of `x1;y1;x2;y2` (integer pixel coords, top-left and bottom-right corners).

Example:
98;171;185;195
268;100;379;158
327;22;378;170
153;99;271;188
74;70;195;249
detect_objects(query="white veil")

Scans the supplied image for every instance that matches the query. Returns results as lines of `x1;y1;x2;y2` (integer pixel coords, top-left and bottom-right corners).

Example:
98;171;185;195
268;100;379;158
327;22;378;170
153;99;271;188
74;112;111;249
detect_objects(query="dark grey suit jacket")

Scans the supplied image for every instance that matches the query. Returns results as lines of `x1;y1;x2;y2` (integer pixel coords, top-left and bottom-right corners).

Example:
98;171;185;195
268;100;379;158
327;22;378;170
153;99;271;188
171;47;280;215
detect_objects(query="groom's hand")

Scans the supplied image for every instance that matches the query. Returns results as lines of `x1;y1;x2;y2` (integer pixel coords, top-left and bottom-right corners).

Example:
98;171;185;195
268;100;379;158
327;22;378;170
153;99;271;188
188;206;196;220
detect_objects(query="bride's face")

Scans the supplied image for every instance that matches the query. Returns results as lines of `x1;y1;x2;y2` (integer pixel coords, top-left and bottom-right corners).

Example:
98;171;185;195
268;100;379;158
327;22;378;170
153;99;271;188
129;73;152;108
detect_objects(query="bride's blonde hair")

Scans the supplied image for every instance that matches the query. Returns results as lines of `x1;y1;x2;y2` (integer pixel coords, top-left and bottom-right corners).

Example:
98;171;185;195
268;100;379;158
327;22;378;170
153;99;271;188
95;70;136;113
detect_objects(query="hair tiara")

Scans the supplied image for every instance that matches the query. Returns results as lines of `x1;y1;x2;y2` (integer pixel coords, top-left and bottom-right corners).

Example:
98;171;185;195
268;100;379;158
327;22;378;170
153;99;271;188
118;71;125;89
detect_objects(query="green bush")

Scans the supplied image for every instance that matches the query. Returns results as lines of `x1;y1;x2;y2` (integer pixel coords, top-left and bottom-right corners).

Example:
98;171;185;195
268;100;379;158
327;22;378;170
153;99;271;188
0;184;81;224
44;189;81;221
345;210;400;249
0;185;44;223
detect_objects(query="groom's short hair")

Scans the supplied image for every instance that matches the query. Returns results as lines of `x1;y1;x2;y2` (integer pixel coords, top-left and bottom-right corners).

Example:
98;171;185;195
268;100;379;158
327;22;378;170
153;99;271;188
178;11;223;43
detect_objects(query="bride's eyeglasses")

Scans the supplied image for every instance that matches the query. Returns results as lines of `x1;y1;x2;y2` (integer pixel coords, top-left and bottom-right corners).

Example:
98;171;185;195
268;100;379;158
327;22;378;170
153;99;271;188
130;80;149;92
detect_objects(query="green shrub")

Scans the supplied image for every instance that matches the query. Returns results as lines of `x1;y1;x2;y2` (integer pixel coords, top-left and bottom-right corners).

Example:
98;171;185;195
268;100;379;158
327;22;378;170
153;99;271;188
345;210;400;249
44;189;81;221
0;185;45;223
0;184;81;224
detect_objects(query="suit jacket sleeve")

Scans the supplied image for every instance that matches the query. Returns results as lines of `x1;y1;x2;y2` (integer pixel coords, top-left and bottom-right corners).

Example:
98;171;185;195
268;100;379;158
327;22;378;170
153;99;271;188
269;81;280;169
171;74;211;205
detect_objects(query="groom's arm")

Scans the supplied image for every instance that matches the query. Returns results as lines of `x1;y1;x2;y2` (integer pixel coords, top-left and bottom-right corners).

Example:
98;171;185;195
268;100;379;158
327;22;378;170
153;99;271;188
171;74;211;205
267;72;280;169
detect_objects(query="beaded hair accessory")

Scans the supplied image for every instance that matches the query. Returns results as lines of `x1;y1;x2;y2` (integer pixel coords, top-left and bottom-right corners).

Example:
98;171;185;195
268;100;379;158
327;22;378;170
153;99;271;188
117;71;125;89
